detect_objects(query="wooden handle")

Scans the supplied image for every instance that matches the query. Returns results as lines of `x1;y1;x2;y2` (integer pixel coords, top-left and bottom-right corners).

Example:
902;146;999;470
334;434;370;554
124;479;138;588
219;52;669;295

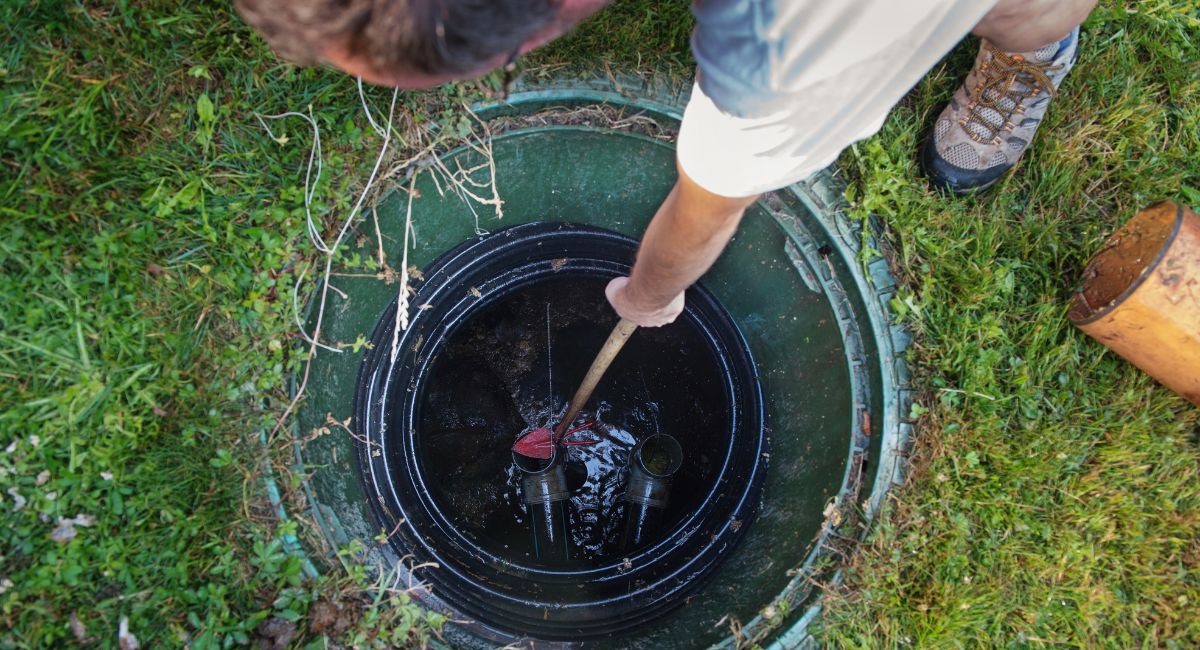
555;318;639;437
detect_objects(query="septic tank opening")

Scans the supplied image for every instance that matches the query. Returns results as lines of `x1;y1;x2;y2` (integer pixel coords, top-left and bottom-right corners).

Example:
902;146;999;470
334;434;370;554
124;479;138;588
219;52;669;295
353;223;767;639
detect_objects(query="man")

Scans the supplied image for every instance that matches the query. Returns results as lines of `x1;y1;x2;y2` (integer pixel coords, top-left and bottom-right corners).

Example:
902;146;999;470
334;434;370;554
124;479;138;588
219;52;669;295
237;0;1096;327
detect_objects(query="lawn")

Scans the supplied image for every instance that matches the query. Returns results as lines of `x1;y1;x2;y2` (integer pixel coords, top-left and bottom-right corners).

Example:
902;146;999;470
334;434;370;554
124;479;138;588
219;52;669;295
1;0;1197;648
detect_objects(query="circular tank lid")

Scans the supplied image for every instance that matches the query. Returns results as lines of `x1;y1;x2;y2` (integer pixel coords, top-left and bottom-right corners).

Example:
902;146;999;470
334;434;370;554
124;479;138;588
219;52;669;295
285;76;912;649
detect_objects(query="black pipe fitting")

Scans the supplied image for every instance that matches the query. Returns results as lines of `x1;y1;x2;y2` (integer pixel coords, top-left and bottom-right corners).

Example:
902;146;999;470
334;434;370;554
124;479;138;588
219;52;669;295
622;434;683;550
514;448;572;562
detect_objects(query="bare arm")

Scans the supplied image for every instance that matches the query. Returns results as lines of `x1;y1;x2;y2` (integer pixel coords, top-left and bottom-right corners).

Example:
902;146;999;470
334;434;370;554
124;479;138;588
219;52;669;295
606;161;759;326
972;0;1095;52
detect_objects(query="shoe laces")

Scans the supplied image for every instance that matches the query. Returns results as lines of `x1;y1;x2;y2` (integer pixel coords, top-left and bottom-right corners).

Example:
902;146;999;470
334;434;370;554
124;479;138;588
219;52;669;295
962;43;1060;144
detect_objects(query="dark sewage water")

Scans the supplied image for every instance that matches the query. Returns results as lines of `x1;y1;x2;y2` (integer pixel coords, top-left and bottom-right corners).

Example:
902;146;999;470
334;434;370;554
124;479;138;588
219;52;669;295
416;277;732;566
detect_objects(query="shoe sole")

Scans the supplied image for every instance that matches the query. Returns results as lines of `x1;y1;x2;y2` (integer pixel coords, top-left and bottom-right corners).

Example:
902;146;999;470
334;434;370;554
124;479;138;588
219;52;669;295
919;133;1010;196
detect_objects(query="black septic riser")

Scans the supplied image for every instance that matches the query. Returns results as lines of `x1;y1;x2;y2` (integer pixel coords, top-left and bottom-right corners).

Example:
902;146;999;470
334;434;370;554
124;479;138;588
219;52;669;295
352;222;767;640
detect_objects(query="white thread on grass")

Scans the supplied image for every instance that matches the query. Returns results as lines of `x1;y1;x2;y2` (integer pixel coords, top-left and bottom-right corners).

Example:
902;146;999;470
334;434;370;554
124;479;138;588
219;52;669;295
255;107;329;253
262;81;399;442
264;83;506;442
290;261;339;354
358;77;388;138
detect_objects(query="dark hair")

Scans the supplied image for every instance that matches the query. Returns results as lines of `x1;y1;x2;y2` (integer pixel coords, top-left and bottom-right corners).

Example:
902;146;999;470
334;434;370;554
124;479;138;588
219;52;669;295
235;0;560;75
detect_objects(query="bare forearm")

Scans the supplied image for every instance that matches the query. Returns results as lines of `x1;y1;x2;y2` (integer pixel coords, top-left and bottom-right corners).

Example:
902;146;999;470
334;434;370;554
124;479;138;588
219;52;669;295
627;189;742;305
973;0;1095;52
607;162;759;326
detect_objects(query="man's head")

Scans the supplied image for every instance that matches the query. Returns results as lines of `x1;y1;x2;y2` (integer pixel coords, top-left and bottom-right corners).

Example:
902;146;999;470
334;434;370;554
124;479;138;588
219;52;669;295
236;0;611;88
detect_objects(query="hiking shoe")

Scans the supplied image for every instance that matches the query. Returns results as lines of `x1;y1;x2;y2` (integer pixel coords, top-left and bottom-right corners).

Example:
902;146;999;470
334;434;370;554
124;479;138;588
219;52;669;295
922;28;1079;194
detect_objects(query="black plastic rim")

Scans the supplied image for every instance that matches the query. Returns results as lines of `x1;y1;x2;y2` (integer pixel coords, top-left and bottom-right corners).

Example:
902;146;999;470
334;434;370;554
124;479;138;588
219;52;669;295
353;222;767;640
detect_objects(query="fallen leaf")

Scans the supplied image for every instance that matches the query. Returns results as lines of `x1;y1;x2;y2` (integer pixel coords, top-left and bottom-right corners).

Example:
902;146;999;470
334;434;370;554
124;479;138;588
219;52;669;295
36;470;50;486
309;600;338;634
51;519;78;544
70;612;88;643
51;514;95;544
6;488;25;511
256;616;297;650
118;616;139;650
822;500;843;527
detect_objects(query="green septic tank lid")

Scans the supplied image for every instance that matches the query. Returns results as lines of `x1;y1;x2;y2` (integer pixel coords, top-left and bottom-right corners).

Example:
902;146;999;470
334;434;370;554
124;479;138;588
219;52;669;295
281;74;912;649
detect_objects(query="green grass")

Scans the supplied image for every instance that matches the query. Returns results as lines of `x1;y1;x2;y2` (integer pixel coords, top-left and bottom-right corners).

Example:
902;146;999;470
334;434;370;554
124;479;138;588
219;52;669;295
1;0;1197;648
819;2;1200;647
536;0;694;70
0;1;449;646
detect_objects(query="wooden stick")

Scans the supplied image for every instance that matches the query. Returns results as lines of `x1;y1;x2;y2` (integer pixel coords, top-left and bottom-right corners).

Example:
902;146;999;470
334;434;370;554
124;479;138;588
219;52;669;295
555;318;639;438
